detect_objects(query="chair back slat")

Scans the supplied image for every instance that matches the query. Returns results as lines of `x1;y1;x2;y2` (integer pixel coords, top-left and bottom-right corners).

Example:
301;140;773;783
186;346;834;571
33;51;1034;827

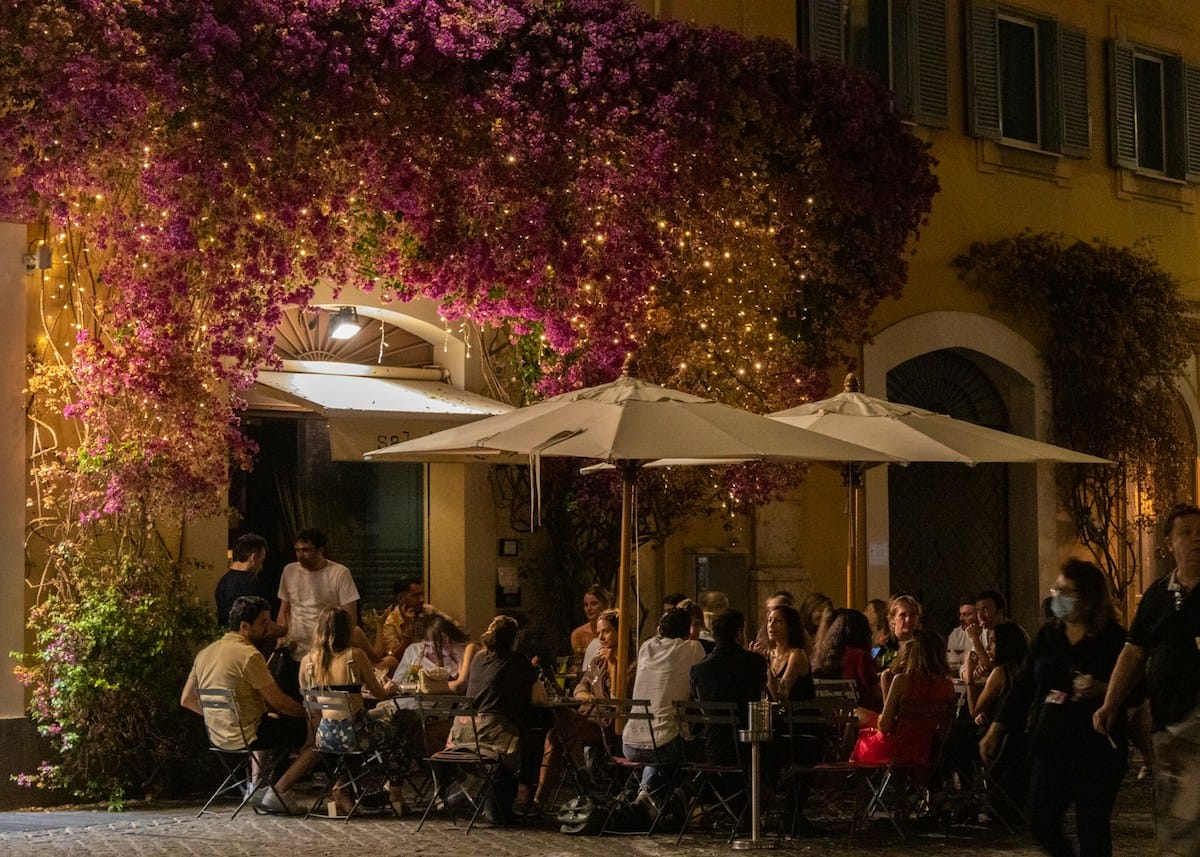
197;686;253;752
813;678;860;701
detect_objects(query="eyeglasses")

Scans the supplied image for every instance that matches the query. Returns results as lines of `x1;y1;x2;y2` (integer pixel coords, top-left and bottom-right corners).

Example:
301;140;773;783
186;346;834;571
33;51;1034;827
1049;585;1077;596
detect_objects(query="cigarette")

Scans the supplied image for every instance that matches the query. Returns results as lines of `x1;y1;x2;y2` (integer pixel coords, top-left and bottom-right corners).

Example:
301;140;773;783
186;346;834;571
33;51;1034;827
1105;733;1117;750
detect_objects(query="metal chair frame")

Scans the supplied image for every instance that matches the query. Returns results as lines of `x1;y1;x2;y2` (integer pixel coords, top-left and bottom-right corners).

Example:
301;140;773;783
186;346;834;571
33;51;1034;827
302;688;398;821
584;698;663;836
413;694;501;833
671;699;750;844
196;686;284;819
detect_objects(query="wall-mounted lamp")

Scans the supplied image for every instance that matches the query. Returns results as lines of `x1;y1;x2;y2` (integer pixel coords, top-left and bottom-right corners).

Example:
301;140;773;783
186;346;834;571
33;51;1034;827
329;306;363;340
23;243;51;272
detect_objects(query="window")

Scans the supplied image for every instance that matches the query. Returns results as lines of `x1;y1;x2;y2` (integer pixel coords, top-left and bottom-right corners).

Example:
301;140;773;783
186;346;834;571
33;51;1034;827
1109;41;1200;181
966;2;1090;157
998;16;1039;145
797;0;949;127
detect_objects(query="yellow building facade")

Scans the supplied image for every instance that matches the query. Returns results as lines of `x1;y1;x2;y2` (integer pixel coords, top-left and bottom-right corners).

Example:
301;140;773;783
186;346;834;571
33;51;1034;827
637;0;1200;632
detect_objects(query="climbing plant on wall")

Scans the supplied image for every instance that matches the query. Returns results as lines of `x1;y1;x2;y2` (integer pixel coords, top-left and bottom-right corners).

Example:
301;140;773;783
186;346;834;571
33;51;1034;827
955;232;1191;607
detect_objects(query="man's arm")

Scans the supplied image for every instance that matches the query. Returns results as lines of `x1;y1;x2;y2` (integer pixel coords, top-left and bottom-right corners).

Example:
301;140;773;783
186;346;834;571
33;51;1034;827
180;672;202;715
1093;642;1147;734
261;681;306;719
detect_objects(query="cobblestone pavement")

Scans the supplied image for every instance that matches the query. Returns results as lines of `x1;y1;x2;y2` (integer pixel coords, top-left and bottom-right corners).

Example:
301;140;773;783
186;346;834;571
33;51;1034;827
0;777;1155;857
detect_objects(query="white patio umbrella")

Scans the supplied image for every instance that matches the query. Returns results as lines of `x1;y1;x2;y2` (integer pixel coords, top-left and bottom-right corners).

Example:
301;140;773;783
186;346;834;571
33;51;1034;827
769;373;1110;606
365;369;898;694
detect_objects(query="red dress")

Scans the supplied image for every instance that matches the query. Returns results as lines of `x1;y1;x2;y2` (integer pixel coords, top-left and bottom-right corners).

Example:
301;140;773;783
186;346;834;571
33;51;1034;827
850;673;953;766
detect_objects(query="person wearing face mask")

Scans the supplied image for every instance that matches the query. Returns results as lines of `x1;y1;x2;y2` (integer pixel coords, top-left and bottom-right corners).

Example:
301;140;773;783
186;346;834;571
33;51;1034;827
980;559;1126;857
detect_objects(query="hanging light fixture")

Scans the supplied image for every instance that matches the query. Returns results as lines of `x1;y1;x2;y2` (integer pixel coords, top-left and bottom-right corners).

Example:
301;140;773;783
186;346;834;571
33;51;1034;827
329;306;363;340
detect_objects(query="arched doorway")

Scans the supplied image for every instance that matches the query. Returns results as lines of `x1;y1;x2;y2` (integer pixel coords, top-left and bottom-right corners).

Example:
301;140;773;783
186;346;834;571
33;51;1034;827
886;350;1011;636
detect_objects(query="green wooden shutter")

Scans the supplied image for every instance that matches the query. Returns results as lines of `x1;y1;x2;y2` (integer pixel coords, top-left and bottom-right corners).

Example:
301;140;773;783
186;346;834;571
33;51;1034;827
800;0;845;62
911;0;949;126
1058;25;1090;157
966;0;1001;139
1165;56;1187;178
1185;63;1200;182
1108;40;1138;168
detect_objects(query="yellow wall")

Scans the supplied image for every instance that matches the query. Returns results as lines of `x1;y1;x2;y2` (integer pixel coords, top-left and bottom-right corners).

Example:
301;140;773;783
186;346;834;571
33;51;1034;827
638;0;1200;625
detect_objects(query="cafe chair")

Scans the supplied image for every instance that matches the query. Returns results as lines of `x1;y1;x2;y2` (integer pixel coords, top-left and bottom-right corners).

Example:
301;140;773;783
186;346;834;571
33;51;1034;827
813;678;860;701
196;686;285;819
414;694;501;833
302;688;398;821
583;698;663;836
671;700;749;844
850;697;958;839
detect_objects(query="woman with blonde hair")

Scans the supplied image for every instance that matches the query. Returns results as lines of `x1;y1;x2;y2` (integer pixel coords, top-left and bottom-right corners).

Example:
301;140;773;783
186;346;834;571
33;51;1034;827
300;607;401;813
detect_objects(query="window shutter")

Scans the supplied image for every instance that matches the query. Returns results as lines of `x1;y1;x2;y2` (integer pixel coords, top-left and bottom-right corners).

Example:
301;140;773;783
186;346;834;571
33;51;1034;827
1183;63;1200;182
911;0;949;126
1164;56;1187;179
1058;26;1090;157
966;0;1001;139
1108;40;1138;168
800;0;845;62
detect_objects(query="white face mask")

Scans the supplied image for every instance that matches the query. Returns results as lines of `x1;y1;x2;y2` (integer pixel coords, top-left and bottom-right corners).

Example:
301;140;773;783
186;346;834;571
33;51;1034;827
1050;593;1078;620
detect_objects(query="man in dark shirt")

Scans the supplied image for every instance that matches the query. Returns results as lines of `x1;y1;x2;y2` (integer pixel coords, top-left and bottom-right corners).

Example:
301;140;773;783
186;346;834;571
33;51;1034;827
215;534;272;627
1096;503;1200;855
215;534;283;656
691;609;767;765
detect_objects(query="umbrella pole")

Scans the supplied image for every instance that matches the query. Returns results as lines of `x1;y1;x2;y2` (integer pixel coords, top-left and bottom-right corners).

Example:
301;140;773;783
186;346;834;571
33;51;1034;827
845;465;856;608
615;467;636;707
844;464;865;608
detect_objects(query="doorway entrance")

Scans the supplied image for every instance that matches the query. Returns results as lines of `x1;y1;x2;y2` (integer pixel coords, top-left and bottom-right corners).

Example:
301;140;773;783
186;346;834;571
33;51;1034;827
886;350;1011;637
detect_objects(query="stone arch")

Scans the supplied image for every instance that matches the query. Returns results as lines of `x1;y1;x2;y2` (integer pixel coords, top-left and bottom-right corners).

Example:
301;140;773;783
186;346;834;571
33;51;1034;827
862;311;1056;629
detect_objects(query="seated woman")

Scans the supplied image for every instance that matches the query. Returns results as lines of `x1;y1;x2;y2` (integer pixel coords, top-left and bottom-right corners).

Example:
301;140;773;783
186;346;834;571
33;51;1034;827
299;607;402;813
394;613;477;694
533;608;634;810
758;603;815;702
811;608;883;712
447;615;545;823
852;628;954;767
962;622;1027;727
569;585;611;672
384;614;479;767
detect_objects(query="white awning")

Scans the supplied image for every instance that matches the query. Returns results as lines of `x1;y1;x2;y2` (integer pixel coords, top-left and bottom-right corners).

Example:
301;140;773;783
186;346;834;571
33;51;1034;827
245;363;512;461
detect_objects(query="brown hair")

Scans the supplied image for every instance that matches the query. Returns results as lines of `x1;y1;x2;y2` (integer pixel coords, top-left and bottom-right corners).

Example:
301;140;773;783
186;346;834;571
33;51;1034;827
893;628;947;678
1060;558;1117;635
480;615;519;653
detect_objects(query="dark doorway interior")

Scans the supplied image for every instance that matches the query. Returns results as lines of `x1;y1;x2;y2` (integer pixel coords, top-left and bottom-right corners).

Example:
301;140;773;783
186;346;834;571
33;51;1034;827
886;350;1011;638
230;415;424;614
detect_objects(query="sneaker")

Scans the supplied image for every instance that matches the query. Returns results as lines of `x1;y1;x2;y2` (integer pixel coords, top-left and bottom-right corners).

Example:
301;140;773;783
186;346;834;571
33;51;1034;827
259;788;302;815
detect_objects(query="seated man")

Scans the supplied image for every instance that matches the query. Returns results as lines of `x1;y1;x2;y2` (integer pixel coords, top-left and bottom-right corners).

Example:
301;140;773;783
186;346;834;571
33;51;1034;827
181;595;319;814
622;607;706;811
376;579;448;673
691;608;767;765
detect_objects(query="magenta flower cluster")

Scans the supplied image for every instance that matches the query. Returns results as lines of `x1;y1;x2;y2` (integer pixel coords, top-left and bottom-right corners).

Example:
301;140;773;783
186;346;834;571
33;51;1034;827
0;0;935;520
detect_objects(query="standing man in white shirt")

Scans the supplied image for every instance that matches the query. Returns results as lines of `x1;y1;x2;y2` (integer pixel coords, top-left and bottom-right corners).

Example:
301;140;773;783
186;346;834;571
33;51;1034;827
276;528;360;697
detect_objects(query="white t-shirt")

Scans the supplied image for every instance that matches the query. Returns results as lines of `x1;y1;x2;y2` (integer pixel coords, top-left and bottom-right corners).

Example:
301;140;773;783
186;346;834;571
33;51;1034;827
583;636;601;669
946;626;973;673
278;560;359;660
622;636;705;749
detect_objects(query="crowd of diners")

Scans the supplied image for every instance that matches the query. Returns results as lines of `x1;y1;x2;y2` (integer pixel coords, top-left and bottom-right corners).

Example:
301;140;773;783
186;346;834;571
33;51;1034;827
185;508;1200;856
